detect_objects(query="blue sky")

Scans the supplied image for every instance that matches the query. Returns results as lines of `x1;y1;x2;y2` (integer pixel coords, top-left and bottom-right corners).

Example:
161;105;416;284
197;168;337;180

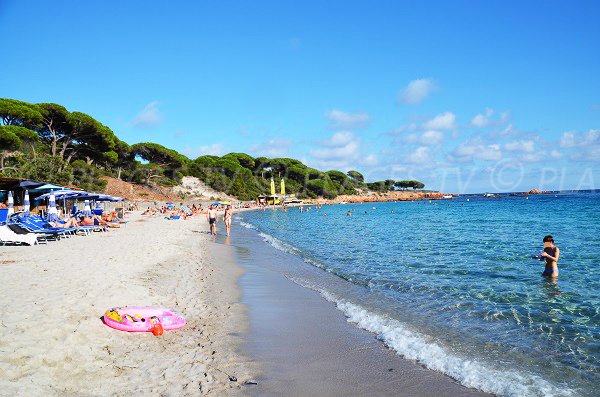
1;0;598;193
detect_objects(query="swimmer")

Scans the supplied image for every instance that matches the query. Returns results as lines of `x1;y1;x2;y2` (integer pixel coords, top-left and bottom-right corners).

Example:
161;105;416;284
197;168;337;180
540;235;560;278
347;211;351;216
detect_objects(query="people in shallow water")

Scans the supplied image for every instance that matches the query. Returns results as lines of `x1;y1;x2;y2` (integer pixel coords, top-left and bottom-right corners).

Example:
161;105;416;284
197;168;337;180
540;235;560;278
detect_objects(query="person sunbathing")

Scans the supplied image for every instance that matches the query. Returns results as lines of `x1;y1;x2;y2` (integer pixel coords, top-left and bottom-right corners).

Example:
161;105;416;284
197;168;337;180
103;211;121;223
48;217;79;228
79;214;120;228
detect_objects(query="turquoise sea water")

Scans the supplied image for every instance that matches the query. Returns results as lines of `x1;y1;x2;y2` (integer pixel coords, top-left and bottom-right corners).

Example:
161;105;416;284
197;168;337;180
238;193;600;397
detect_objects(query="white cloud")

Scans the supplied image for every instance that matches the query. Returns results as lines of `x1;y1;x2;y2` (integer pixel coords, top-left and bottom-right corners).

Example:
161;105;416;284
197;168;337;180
250;138;293;158
307;131;378;170
422;112;456;130
200;143;226;156
451;140;502;162
560;129;599;148
521;153;544;163
326;109;370;130
560;131;577;148
311;141;360;160
399;130;444;145
420;130;444;145
560;129;600;161
406;146;431;164
499;123;516;137
321;131;355;147
550;150;563;159
182;143;226;158
504;140;535;153
311;131;360;160
361;153;379;166
132;101;162;129
400;78;436;105
470;108;494;127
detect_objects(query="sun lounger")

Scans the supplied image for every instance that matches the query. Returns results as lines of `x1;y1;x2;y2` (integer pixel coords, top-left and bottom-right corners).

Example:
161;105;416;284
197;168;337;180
9;215;74;240
0;225;39;246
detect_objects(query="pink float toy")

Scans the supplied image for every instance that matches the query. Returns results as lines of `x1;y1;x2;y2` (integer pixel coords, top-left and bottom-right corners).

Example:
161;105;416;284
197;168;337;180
103;306;186;332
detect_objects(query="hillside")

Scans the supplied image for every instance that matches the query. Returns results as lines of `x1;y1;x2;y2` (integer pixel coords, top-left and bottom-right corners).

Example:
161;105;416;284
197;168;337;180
0;98;429;200
103;176;235;202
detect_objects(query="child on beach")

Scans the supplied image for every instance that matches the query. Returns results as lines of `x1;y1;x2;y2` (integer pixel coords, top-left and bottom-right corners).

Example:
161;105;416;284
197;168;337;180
540;235;560;278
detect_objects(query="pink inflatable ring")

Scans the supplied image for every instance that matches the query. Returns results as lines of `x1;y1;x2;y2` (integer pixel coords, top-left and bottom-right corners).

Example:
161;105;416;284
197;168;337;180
103;306;186;332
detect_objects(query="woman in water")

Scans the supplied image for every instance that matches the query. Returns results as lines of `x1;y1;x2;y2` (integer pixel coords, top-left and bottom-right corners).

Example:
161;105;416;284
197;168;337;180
224;205;233;236
540;235;560;278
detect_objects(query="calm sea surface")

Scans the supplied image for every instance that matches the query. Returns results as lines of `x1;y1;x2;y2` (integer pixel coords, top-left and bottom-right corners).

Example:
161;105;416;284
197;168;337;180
238;193;600;397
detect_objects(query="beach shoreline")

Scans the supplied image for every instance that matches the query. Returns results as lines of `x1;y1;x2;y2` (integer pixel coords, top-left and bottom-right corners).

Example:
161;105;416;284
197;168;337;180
230;220;493;397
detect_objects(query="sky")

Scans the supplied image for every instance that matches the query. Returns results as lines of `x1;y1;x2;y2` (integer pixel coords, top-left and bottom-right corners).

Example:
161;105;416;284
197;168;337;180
1;0;599;193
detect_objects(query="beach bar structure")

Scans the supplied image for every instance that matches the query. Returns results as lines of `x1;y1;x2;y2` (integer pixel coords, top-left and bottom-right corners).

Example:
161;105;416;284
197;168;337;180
257;177;300;205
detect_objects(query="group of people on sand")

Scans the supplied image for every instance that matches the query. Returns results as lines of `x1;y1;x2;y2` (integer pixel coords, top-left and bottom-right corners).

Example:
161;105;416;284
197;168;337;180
207;204;232;236
142;203;206;220
47;210;123;229
140;202;235;236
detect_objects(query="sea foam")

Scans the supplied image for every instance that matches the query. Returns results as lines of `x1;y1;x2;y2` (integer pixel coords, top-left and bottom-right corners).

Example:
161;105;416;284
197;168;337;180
290;277;578;397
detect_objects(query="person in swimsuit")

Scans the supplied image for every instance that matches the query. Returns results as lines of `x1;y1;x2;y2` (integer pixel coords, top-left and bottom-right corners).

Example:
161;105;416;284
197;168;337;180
207;205;217;235
224;205;233;236
48;217;79;228
540;235;560;278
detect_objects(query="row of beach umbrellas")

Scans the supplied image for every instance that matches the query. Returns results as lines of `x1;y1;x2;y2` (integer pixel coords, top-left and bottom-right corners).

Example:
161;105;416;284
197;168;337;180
6;189;124;220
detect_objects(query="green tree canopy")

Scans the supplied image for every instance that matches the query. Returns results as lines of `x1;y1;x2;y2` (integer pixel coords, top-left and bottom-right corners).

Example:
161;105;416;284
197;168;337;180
0;98;43;128
131;142;187;169
0;125;39;172
347;170;364;183
223;152;255;169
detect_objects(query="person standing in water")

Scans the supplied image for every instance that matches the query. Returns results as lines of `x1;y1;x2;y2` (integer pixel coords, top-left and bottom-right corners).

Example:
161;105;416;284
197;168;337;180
540;235;560;278
207;205;218;235
224;205;233;236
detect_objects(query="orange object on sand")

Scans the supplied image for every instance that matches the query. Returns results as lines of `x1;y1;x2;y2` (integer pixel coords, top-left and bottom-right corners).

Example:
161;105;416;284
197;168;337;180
152;323;164;336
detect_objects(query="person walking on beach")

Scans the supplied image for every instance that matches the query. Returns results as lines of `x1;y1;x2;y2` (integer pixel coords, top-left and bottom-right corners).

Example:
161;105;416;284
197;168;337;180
207;205;218;235
540;235;560;278
224;205;233;236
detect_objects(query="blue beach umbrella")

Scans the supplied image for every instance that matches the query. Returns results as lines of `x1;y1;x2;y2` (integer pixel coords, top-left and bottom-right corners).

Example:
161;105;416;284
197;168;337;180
7;191;14;215
23;190;30;217
47;190;59;221
83;200;92;217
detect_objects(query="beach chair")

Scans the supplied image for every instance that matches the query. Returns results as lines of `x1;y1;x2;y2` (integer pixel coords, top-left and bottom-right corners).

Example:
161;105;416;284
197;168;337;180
0;224;39;246
10;215;73;240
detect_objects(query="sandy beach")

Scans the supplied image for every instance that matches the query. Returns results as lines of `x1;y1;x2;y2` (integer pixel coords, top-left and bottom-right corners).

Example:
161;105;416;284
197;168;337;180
0;214;256;396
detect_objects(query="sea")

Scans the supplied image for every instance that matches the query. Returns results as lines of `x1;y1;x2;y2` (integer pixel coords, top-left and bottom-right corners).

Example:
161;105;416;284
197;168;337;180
236;192;600;397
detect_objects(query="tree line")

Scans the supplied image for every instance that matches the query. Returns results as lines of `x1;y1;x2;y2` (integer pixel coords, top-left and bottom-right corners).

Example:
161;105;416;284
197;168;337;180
0;98;425;199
